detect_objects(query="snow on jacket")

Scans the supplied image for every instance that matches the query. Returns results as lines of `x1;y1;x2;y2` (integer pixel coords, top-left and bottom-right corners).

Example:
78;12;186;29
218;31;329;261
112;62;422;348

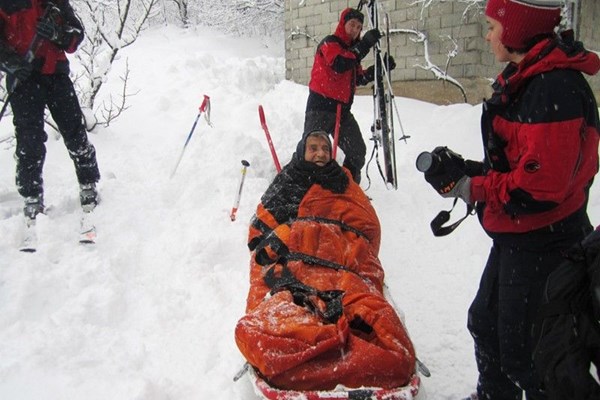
470;32;600;234
235;158;416;391
0;0;83;75
306;7;372;114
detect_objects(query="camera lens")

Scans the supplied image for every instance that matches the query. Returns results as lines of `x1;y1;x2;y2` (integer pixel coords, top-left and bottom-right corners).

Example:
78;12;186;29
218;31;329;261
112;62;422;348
416;152;435;173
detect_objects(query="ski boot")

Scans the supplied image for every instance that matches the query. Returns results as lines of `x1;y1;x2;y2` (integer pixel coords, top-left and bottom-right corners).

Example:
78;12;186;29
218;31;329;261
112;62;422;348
20;194;43;252
79;183;98;243
79;183;98;213
19;193;44;253
23;194;44;220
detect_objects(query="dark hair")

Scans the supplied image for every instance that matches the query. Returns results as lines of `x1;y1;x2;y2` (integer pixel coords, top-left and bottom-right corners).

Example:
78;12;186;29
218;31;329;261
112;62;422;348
505;33;557;54
343;8;364;24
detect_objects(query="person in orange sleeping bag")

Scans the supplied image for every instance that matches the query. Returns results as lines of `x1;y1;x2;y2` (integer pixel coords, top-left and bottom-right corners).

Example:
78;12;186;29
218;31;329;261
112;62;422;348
235;130;416;391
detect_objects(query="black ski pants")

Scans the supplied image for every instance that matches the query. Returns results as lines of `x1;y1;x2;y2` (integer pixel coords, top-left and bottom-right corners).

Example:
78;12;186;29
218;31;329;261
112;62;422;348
468;216;591;400
304;109;365;183
8;72;100;198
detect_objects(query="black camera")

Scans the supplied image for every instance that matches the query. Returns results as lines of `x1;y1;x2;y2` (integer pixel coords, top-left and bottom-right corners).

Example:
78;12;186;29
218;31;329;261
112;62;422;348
416;151;442;174
416;147;465;175
416;147;466;196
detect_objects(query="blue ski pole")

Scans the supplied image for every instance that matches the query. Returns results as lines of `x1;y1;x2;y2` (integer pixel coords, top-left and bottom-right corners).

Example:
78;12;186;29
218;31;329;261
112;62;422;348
170;95;211;178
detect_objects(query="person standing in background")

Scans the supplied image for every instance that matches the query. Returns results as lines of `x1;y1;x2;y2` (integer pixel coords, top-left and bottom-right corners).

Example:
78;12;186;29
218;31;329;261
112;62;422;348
304;7;394;184
0;0;100;223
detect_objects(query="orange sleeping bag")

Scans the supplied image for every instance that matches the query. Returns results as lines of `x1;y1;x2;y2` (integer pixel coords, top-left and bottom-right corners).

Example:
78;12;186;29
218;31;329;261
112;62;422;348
235;166;416;390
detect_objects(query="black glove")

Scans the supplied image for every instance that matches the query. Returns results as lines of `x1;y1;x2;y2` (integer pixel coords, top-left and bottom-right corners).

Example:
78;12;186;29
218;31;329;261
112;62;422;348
363;65;375;82
362;29;382;47
422;146;471;203
41;0;58;7
383;53;396;71
0;54;33;82
464;159;485;177
37;18;61;42
350;29;381;60
37;17;76;49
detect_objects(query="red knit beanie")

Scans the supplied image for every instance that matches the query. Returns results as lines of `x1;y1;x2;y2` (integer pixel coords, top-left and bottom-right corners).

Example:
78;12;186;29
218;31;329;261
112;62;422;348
485;0;562;49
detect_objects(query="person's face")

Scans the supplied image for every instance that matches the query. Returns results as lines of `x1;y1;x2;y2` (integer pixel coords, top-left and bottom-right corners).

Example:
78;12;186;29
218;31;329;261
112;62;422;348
304;135;331;166
485;17;512;63
344;18;363;41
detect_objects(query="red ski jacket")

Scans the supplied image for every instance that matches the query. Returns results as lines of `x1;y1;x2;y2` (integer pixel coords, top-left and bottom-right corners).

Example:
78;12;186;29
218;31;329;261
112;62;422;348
306;8;371;113
471;32;600;234
0;0;83;75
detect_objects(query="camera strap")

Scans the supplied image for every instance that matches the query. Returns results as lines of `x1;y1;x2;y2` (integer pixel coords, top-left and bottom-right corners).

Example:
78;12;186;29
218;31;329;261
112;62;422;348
430;198;475;237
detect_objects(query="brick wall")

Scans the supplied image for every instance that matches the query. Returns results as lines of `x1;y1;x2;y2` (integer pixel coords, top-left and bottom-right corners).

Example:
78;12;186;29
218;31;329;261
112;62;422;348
577;0;599;93
284;0;493;85
284;0;599;102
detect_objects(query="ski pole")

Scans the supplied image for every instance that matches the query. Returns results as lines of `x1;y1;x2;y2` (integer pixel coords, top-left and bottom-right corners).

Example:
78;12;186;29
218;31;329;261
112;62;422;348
332;103;342;160
230;159;250;221
233;362;250;382
258;105;281;173
170;95;211;178
0;89;12;124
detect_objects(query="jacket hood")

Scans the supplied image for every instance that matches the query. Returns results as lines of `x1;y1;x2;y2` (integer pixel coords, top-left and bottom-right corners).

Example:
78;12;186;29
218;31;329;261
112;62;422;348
549;34;600;76
492;31;600;100
334;8;362;46
295;130;333;162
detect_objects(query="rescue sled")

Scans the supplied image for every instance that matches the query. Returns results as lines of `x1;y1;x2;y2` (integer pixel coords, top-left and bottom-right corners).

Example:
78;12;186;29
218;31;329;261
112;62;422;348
249;367;421;400
236;132;420;398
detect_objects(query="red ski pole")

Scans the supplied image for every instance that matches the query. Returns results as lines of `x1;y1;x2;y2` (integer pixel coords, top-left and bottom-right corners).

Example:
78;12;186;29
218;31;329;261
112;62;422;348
171;95;211;178
258;105;281;173
332;103;342;160
230;160;250;222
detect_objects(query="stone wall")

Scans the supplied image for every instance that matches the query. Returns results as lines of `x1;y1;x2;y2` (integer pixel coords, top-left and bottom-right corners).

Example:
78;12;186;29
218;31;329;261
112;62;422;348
577;0;599;97
285;0;599;104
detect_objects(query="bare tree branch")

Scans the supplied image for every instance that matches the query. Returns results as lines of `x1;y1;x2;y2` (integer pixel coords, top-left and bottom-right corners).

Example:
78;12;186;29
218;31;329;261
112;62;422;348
288;26;319;44
390;28;468;102
73;0;158;129
410;0;484;20
95;59;137;129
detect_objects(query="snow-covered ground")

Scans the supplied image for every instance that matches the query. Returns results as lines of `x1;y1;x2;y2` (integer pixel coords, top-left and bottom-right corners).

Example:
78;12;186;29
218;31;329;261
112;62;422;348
0;26;598;400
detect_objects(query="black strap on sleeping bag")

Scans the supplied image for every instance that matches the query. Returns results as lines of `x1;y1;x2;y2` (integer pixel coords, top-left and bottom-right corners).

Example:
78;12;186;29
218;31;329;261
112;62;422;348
295;216;370;241
286;252;358;275
263;264;345;324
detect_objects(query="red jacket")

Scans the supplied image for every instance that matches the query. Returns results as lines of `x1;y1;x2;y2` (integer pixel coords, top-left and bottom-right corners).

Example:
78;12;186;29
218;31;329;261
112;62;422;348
0;0;83;74
471;33;600;233
306;8;371;113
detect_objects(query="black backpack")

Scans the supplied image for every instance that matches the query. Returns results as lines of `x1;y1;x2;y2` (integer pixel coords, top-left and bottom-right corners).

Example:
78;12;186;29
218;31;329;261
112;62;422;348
532;228;600;400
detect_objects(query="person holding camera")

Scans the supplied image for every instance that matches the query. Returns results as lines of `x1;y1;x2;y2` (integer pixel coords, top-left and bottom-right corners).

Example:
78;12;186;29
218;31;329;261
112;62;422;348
419;1;599;399
0;0;100;222
304;7;395;184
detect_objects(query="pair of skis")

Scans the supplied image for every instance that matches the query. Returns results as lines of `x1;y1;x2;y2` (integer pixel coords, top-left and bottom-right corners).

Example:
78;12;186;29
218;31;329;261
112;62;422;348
19;209;96;252
358;0;409;190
